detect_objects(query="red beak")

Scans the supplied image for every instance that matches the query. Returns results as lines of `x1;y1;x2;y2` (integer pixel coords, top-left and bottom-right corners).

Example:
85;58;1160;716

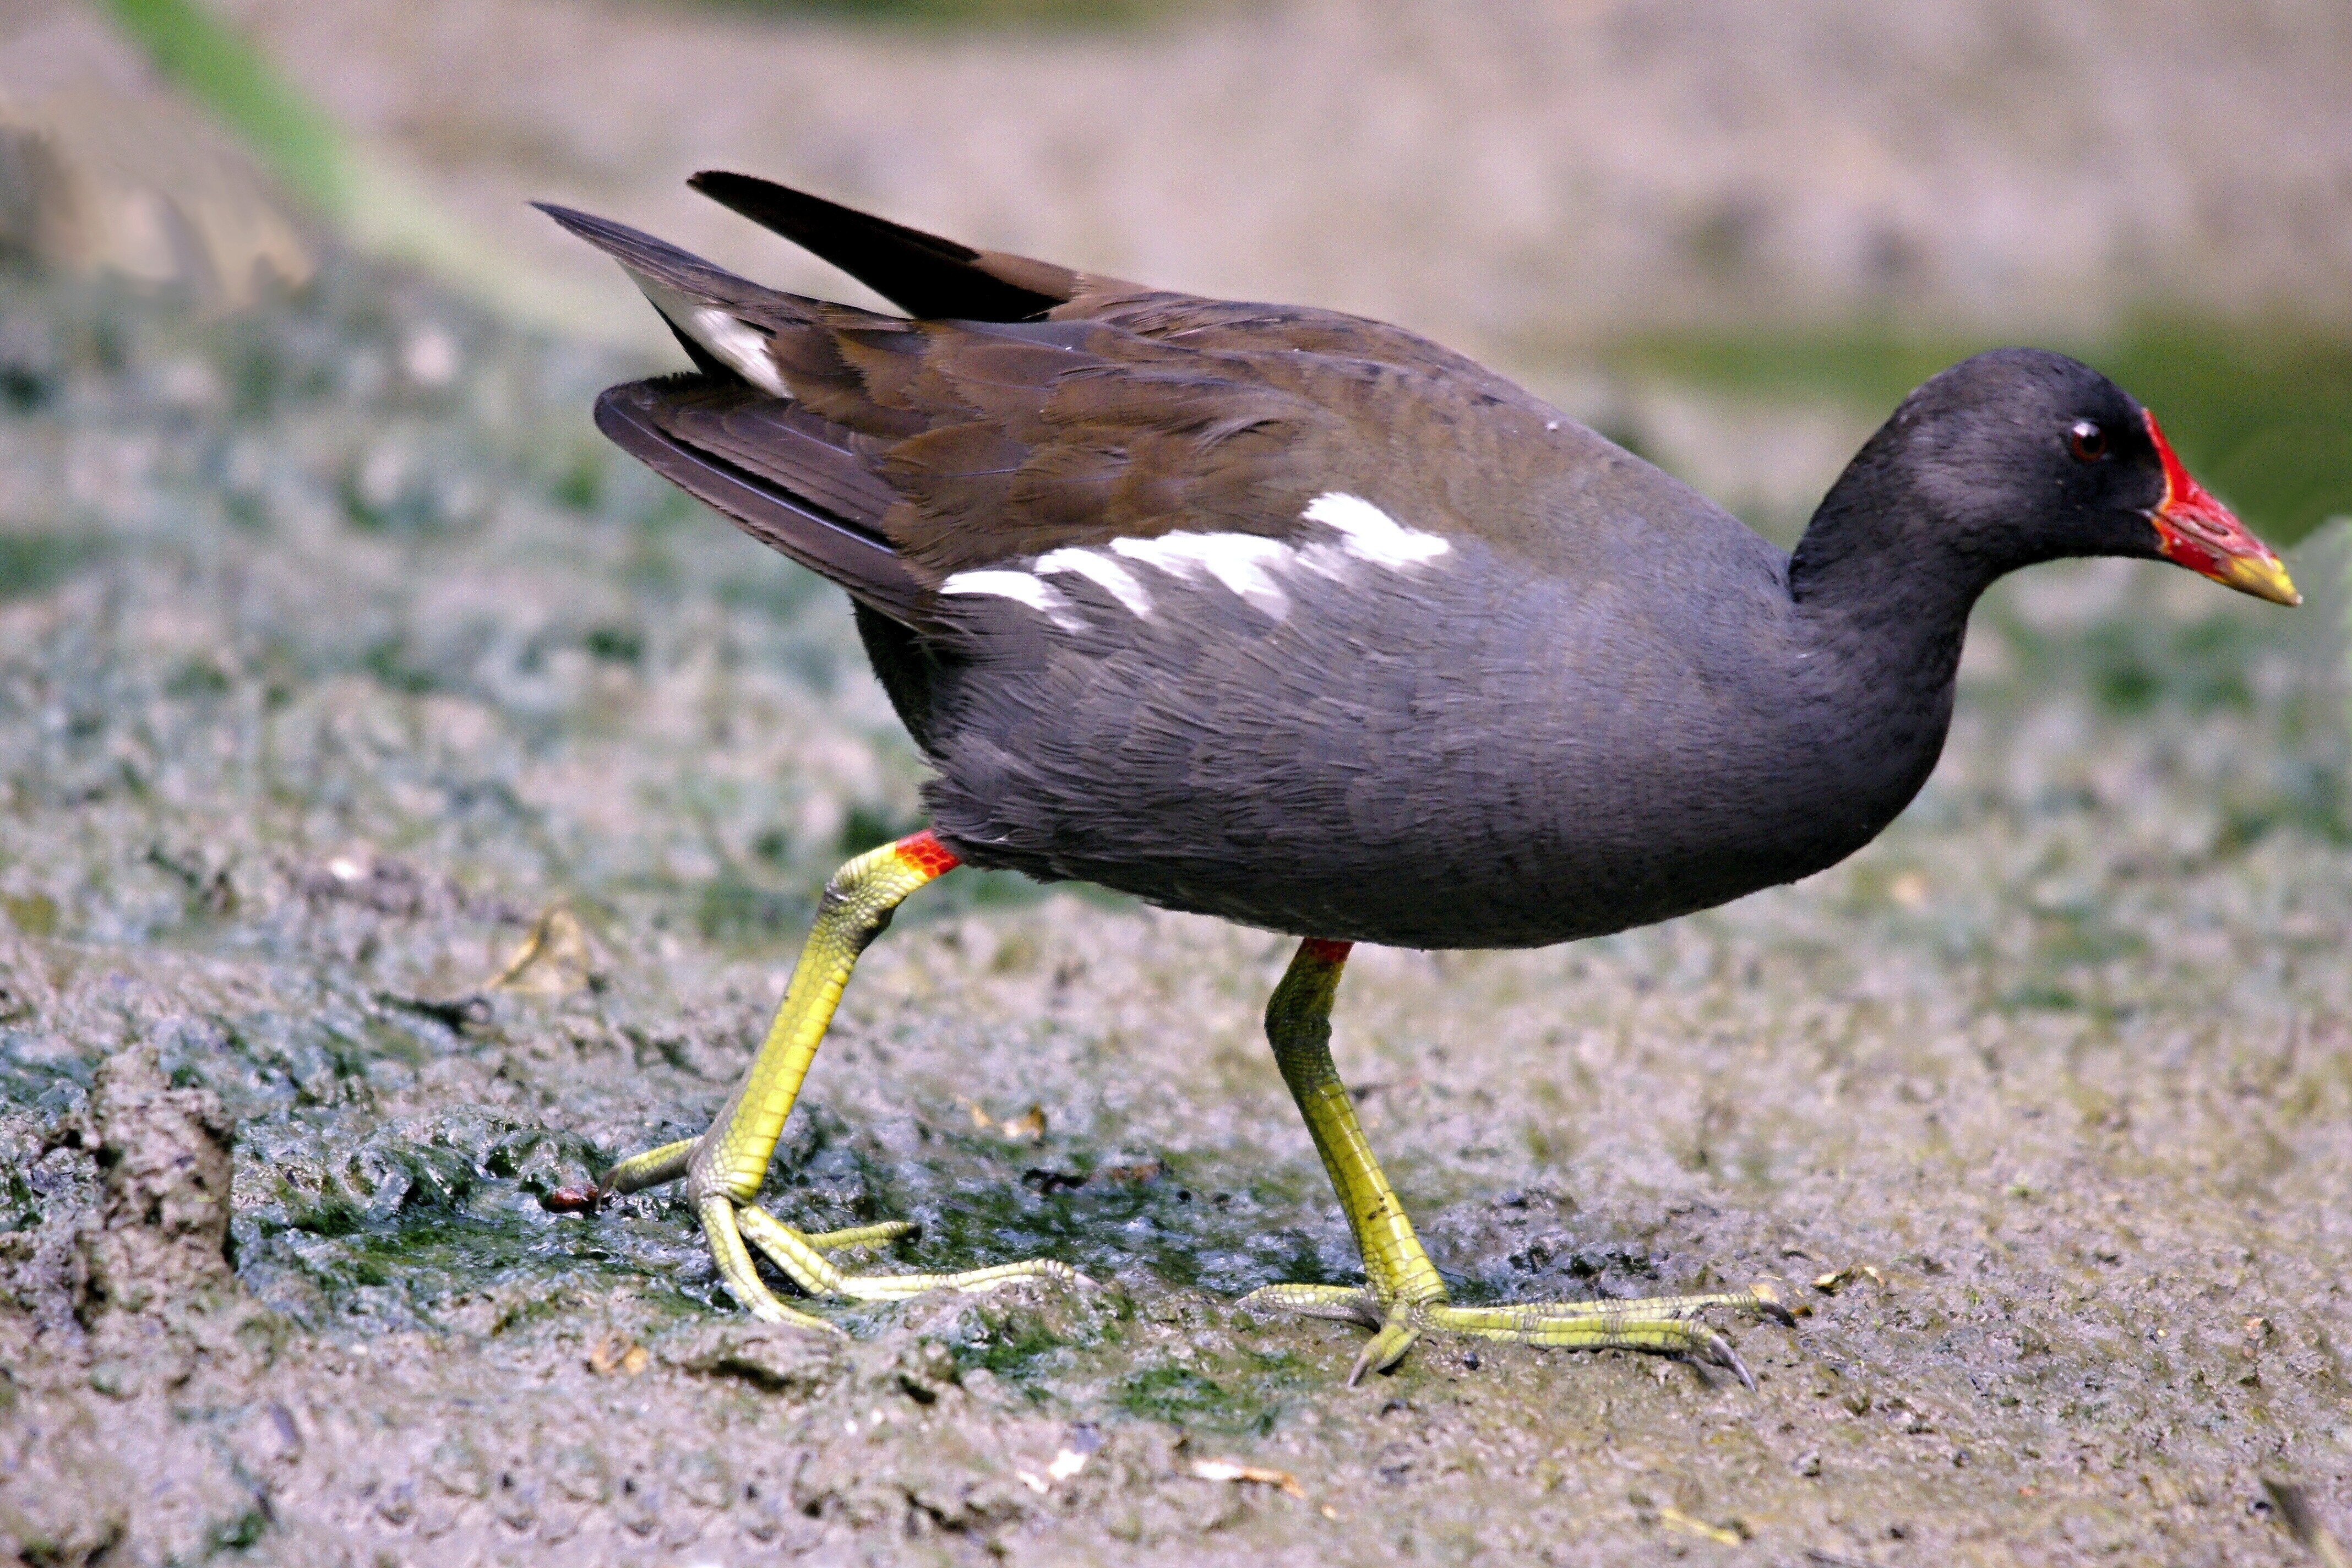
2144;410;2299;606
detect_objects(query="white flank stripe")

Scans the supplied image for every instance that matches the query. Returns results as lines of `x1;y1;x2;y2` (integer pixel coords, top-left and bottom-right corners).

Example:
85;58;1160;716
1302;492;1451;567
1109;532;1293;619
940;569;1081;630
1035;548;1153;617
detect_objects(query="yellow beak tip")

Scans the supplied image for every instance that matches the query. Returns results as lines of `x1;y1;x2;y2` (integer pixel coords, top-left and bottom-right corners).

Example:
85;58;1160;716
2217;558;2301;608
2257;570;2303;609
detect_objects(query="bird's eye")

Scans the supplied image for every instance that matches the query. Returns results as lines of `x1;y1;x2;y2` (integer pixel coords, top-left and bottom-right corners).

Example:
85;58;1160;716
2067;420;2108;461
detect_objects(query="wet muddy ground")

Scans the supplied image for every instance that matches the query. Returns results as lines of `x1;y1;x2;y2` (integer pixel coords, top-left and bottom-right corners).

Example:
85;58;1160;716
3;257;2351;1565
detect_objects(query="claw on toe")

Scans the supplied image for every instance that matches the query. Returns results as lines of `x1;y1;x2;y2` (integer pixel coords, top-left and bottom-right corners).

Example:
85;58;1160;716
1693;1329;1756;1392
1743;1278;1800;1329
1346;1309;1421;1387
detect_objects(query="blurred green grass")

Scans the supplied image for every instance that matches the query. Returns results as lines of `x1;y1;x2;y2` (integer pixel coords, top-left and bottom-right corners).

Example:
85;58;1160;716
1607;322;2352;548
102;0;347;213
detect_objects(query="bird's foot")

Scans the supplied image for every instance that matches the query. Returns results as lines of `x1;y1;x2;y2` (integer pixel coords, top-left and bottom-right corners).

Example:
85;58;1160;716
1240;1279;1796;1388
733;1201;1091;1306
600;1134;1089;1327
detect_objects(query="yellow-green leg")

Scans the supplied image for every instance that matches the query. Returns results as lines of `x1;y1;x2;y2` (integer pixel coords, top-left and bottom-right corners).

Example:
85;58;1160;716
1239;939;1793;1386
600;830;1085;1327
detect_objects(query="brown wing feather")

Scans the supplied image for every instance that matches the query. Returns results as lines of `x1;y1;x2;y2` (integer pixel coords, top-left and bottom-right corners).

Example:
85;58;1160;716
548;193;1577;611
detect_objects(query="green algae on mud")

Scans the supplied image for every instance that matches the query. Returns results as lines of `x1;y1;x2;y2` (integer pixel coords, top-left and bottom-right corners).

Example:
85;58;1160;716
3;253;2352;1562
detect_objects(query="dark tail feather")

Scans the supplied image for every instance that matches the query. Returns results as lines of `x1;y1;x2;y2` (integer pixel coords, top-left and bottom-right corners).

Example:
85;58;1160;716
688;170;1080;323
595;378;927;627
535;200;807;388
532;202;778;312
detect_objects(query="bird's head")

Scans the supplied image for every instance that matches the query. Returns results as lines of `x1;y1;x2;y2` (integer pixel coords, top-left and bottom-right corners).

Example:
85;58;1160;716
1884;348;2297;606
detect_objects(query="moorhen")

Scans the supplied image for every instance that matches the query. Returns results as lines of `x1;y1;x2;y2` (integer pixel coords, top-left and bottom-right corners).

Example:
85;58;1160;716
538;174;2296;1387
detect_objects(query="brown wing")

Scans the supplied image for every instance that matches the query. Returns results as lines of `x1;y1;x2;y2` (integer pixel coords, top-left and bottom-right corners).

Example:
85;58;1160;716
685;171;1525;398
543;193;1570;623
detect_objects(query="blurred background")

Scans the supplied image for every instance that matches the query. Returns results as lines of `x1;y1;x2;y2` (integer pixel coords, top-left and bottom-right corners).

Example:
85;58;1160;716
5;0;2350;540
4;4;2352;1561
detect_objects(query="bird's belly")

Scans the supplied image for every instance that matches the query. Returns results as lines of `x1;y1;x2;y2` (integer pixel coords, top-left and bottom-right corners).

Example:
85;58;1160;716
924;688;1908;950
1076;816;1847;949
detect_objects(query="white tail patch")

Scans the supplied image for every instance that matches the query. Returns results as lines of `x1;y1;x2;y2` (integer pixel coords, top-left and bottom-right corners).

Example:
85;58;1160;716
1035;548;1153;617
1302;492;1451;567
629;272;788;398
686;308;788;398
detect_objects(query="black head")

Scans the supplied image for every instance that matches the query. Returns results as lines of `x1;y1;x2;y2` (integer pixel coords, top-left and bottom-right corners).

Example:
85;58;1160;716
1798;348;2296;607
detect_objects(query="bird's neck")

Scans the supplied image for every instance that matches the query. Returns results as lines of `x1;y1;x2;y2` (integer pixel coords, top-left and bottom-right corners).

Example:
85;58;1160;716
1780;461;2006;857
1787;460;2001;692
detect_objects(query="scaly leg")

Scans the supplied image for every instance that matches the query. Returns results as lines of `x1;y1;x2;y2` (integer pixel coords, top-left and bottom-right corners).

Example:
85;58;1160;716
601;830;1084;1327
1238;939;1792;1386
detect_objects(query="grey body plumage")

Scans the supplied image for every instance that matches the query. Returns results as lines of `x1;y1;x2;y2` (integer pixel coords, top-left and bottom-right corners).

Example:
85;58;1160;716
918;481;1936;949
551;181;2277;951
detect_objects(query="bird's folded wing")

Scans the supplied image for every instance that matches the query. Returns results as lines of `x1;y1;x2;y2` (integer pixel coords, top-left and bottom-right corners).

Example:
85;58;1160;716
545;196;1572;624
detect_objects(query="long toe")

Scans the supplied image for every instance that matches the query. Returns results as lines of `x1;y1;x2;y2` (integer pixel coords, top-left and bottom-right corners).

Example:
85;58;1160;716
1248;1280;1795;1387
1239;1282;1384;1327
735;1202;1089;1305
831;1257;1093;1303
695;1197;844;1332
